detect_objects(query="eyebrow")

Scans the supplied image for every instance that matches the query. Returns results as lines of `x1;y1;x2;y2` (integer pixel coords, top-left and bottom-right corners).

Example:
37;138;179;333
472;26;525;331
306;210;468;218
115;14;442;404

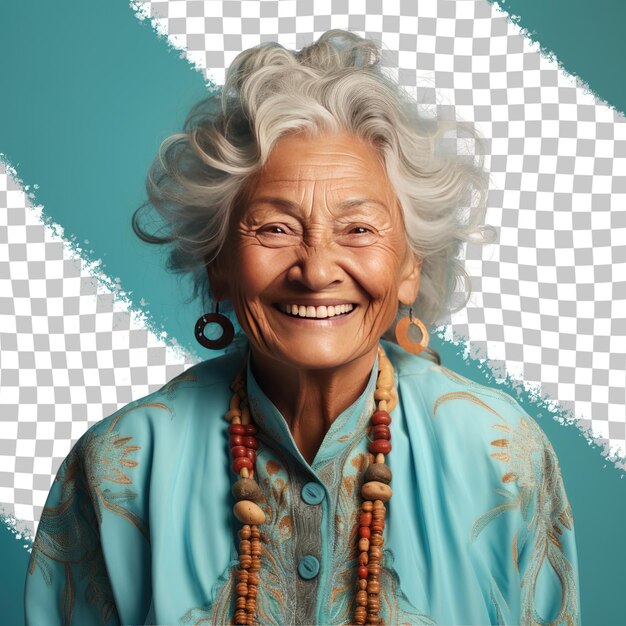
247;196;388;213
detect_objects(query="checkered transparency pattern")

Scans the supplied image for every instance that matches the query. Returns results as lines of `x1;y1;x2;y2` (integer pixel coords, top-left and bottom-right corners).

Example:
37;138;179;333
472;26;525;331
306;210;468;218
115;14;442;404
134;0;626;453
2;0;625;537
0;163;198;536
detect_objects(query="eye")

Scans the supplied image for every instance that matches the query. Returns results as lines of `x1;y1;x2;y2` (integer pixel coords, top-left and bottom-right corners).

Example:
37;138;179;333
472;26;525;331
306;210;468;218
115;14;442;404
349;226;374;235
260;225;287;234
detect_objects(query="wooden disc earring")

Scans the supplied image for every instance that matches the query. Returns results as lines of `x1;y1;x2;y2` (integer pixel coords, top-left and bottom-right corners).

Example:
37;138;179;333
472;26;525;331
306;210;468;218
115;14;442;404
195;301;235;350
394;308;429;355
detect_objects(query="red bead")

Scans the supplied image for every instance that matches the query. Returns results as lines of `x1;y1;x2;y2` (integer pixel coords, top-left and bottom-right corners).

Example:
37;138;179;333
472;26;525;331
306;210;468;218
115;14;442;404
371;410;391;425
231;445;247;458
232;457;253;473
243;436;259;450
373;425;391;440
369;439;392;455
228;424;246;435
358;526;371;539
359;512;372;527
358;566;369;579
229;435;243;447
244;424;257;436
245;449;257;463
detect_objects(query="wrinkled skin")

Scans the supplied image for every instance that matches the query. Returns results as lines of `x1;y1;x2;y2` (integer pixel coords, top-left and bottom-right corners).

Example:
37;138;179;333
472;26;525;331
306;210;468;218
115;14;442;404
211;131;421;461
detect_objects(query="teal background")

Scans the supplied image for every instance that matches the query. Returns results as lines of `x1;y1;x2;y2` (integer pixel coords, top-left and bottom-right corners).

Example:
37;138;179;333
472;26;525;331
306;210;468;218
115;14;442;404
1;1;625;623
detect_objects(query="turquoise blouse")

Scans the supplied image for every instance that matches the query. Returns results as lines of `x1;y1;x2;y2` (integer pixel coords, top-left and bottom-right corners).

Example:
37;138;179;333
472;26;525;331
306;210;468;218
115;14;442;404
24;339;580;625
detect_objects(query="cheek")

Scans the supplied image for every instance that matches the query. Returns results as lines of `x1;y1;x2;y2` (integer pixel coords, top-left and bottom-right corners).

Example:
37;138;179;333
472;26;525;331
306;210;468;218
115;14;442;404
231;244;292;297
350;247;405;301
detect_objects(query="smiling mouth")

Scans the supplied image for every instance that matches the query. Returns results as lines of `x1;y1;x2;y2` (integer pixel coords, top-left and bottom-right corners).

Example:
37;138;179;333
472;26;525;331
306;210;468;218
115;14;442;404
276;303;356;319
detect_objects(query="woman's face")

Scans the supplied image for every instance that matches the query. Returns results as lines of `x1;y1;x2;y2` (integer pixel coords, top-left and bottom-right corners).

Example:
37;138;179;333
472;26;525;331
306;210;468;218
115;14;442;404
214;131;421;371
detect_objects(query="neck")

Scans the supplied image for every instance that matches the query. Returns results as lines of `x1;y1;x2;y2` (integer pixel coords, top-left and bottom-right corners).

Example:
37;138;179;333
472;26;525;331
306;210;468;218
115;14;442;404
249;345;379;464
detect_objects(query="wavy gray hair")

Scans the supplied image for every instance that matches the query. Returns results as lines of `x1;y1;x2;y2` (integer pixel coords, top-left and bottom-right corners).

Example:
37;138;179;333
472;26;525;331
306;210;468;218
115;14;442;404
133;29;495;329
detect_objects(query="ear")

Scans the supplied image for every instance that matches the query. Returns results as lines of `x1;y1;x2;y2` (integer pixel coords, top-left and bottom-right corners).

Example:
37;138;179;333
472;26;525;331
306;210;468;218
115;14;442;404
397;252;422;306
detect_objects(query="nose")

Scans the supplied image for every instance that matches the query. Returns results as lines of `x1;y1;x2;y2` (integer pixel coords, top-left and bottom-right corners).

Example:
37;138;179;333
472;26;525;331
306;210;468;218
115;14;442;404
286;243;344;292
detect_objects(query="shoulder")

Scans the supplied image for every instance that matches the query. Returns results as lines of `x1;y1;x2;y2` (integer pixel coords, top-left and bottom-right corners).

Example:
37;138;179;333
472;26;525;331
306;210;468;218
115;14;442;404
383;339;528;429
383;340;556;487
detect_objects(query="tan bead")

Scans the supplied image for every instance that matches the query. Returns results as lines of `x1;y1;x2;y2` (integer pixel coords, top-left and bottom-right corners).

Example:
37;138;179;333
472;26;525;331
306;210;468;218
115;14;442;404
232;478;262;502
369;547;383;560
356;590;368;606
358;537;370;552
362;500;373;512
374;388;391;401
373;499;386;511
354;606;367;624
367;580;381;595
358;552;369;566
234;500;266;525
364;463;392;485
358;579;367;590
361;481;392;502
368;564;382;577
369;534;384;547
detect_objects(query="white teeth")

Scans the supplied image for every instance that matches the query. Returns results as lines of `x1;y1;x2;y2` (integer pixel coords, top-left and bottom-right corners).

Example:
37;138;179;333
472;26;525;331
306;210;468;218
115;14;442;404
280;303;354;318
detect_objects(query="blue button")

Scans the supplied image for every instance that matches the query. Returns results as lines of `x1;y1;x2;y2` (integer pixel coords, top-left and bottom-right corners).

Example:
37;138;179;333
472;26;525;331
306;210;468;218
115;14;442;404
297;555;320;580
301;482;325;505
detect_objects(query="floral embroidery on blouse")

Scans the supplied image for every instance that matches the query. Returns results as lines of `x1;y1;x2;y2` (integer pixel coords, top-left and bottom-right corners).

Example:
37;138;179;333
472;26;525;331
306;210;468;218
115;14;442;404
433;366;579;626
27;402;163;625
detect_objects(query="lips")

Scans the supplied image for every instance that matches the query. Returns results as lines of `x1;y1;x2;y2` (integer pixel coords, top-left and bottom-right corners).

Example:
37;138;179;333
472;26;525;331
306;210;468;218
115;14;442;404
276;303;356;319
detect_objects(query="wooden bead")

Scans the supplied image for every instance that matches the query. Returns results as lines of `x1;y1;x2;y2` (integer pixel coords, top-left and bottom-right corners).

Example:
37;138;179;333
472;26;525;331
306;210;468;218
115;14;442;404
358;579;367;590
374;388;391;401
236;583;248;596
232;457;254;474
231;445;248;458
358;537;370;552
229;434;244;447
364;463;392;485
236;568;248;582
369;548;382;561
243;436;259;450
372;425;391;440
232;478;262;502
361;500;373;512
361;481;392;502
250;526;261;539
359;511;372;526
369;534;384;546
358;552;368;566
354;606;367;624
368;564;382;578
356;590;368;606
239;554;252;569
371;410;391;425
248;573;259;586
239;539;251;554
239;525;251;540
233;500;266;525
367;580;381;594
369;439;392;455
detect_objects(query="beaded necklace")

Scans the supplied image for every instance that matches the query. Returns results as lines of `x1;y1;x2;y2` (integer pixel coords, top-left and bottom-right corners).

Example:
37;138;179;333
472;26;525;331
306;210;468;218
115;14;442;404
225;345;396;626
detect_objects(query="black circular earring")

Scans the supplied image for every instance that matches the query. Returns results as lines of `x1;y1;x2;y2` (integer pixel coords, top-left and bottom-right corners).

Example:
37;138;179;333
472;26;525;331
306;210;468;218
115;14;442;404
194;301;235;350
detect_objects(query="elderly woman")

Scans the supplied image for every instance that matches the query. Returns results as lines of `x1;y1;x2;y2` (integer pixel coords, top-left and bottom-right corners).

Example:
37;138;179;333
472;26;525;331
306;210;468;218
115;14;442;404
25;31;579;626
